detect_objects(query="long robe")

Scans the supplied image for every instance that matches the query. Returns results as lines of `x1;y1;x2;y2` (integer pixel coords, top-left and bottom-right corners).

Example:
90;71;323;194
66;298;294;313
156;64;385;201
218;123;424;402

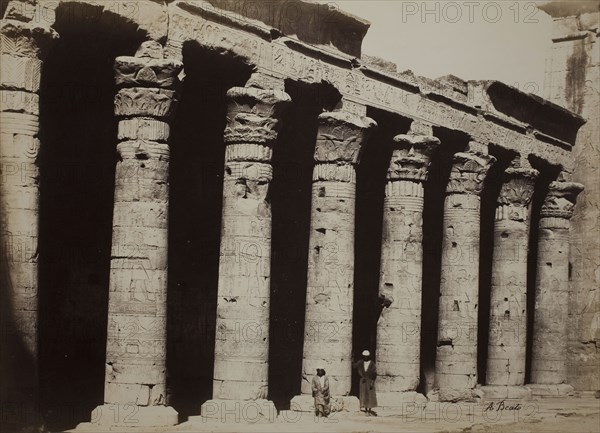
354;359;377;408
311;375;330;415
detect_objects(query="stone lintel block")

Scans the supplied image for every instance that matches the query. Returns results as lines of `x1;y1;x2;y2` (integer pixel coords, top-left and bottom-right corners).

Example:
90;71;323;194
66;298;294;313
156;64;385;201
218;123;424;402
377;375;420;392
90;404;177;427
314;111;376;164
527;384;574;397
435;372;478;391
479;385;532;400
213;359;267;382
199;399;276;422
290;395;360;413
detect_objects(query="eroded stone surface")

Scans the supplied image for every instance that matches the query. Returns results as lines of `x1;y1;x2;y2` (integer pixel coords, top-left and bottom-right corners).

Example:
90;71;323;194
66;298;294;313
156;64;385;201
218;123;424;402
300;111;376;398
213;85;290;401
376;132;439;397
531;181;584;386
102;42;181;422
435;149;495;401
486;162;539;387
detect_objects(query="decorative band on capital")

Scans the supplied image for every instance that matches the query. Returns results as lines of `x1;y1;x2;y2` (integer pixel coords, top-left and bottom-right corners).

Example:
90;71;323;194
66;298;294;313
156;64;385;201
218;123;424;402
0;111;39;135
497;167;539;207
118;118;170;142
114;87;177;119
314;111;376;164
312;163;356;183
540;181;584;220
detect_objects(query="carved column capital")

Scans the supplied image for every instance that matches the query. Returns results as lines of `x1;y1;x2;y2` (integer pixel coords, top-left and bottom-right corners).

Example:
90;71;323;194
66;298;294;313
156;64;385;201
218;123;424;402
496;167;539;222
313;111;376;182
446;152;496;196
387;134;440;183
540;181;584;220
114;41;182;89
223;86;291;155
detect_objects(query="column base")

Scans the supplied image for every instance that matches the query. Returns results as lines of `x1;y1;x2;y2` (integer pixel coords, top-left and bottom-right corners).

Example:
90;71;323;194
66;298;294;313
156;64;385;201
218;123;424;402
290;395;360;413
527;384;575;398
80;404;178;428
195;399;277;423
377;391;427;408
427;388;483;403
479;385;532;400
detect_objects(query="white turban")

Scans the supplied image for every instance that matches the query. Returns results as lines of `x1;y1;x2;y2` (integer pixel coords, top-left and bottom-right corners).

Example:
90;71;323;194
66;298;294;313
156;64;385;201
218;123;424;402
362;350;370;356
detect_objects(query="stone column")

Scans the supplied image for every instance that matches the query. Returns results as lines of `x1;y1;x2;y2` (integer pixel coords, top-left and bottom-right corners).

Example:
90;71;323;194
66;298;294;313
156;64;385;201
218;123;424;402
200;86;290;420
376;132;439;408
291;111;376;413
530;180;583;397
90;41;182;428
0;12;55;427
482;161;538;399
434;150;495;402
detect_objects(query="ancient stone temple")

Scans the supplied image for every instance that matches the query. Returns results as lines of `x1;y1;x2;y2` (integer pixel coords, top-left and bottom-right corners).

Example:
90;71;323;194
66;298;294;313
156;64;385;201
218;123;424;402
0;0;597;430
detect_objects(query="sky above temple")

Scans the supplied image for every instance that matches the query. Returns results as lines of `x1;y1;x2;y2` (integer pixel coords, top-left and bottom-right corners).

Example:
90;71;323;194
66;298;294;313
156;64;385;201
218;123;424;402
318;1;554;96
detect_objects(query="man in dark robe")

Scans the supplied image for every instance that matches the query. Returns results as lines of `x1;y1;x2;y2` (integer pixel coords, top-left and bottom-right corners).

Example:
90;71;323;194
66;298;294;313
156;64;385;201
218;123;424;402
312;368;330;417
353;350;377;415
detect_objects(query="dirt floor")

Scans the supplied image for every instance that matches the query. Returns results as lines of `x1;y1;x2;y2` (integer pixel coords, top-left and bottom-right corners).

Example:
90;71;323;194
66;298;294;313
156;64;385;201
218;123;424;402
70;393;600;433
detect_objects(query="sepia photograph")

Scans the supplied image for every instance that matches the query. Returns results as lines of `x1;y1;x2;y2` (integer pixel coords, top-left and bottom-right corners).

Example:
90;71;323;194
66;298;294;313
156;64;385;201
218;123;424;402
0;0;598;432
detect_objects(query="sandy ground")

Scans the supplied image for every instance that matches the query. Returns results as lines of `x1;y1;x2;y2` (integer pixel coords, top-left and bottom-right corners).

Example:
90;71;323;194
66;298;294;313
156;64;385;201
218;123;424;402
70;394;600;433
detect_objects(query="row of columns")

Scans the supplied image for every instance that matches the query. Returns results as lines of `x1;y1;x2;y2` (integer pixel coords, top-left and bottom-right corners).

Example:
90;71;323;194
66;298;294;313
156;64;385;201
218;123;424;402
0;33;584;427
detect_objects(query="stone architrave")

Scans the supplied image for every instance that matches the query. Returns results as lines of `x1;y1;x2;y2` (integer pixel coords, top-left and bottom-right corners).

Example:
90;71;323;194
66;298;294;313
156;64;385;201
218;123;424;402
376;132;439;408
91;41;182;428
200;86;290;420
530;180;584;397
434;150;495;402
291;111;376;413
483;162;538;399
0;14;56;426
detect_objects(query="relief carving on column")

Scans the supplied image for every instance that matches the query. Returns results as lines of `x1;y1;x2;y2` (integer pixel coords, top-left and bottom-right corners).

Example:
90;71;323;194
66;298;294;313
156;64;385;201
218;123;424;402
446;151;496;195
313;111;376;182
540;181;585;220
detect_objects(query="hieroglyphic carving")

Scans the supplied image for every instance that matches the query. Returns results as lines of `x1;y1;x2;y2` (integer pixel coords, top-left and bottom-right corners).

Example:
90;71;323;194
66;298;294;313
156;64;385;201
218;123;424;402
300;111;376;398
213;85;290;402
377;133;438;401
435;150;495;401
532;181;584;386
486;161;539;388
104;41;182;415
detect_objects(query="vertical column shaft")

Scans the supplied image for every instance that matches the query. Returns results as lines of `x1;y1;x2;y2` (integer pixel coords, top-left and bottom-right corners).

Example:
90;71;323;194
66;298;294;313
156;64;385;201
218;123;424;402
212;87;290;401
300;111;376;397
486;164;538;387
100;41;181;425
531;181;583;385
0;15;55;422
376;133;438;396
435;151;495;400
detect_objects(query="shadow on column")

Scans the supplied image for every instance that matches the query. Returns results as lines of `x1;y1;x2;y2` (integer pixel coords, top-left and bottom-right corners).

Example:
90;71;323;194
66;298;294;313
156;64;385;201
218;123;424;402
37;4;146;431
351;108;411;397
268;80;340;409
477;145;515;384
166;42;252;421
524;156;560;383
418;127;469;394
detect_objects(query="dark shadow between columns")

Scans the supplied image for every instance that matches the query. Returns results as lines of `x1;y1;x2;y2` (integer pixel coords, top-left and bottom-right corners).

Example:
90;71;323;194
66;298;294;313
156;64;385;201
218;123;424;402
351;108;411;397
37;4;146;430
524;157;560;384
166;42;252;421
477;145;515;384
418;127;469;394
268;80;339;409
